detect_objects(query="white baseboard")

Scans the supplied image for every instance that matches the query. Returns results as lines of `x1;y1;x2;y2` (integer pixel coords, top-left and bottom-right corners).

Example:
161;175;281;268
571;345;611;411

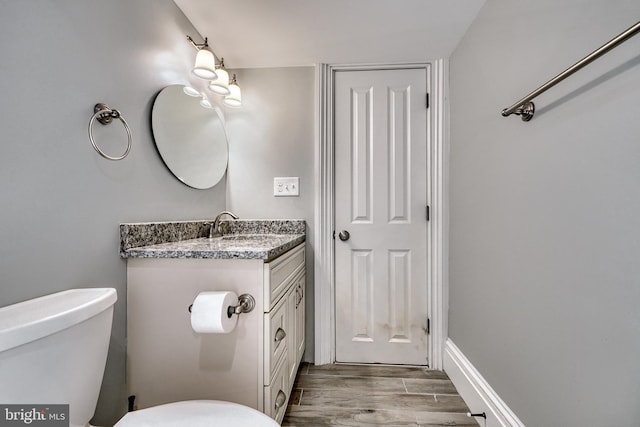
443;338;525;427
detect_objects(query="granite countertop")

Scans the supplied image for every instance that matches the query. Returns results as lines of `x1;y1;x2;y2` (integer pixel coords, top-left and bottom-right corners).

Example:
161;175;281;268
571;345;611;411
120;219;305;261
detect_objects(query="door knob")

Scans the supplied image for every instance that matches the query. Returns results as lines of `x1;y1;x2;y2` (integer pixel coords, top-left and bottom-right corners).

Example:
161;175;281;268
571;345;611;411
338;230;350;241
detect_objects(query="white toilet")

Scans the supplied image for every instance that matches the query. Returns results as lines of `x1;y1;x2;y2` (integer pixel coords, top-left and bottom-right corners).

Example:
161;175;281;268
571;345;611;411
0;288;279;427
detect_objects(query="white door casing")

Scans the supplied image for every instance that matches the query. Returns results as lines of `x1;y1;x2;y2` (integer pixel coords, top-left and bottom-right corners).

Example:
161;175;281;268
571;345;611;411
334;68;429;365
314;61;447;369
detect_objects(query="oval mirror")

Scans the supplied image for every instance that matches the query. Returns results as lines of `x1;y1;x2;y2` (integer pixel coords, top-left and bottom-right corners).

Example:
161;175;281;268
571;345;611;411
151;85;229;189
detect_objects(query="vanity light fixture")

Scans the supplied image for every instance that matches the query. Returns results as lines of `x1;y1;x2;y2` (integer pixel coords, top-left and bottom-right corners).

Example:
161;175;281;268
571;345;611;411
208;58;231;96
223;74;242;108
187;35;218;80
185;36;243;107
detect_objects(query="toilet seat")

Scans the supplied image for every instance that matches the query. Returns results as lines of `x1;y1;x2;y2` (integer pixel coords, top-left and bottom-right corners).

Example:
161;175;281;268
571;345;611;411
114;400;280;427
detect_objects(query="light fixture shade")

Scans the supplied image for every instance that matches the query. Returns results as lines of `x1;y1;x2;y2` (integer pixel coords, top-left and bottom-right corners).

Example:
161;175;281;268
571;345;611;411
209;67;230;96
192;48;218;80
223;74;242;107
200;97;212;109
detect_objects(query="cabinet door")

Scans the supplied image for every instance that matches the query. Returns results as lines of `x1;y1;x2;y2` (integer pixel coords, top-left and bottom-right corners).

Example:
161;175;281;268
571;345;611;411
287;284;298;386
286;270;306;386
295;272;306;363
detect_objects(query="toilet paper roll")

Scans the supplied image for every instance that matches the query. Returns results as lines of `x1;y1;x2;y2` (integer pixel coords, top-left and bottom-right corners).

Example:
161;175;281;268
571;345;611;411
190;291;239;334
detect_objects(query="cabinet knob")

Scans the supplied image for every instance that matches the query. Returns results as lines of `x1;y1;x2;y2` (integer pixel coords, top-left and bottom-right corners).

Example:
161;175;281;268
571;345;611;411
274;390;287;410
274;327;287;343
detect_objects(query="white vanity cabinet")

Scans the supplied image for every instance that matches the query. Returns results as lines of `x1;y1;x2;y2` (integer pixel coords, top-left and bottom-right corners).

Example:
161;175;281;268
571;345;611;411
126;243;305;424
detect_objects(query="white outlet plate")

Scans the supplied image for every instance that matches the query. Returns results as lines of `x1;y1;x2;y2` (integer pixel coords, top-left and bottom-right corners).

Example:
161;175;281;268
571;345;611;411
274;177;299;197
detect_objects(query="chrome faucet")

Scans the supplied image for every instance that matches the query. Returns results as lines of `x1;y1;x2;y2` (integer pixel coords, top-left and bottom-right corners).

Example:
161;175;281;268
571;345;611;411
209;211;239;238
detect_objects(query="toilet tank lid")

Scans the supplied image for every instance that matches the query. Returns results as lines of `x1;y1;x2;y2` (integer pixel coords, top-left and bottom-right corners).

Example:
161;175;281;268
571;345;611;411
0;288;117;353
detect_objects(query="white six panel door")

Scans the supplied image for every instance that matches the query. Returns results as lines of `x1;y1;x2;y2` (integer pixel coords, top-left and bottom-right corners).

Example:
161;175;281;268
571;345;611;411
334;67;429;365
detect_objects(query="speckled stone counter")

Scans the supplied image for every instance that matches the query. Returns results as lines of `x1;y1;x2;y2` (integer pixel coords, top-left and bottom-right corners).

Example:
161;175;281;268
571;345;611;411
120;219;305;261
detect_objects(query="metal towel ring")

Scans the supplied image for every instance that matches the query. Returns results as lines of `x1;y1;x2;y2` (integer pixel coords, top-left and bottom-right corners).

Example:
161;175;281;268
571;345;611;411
88;103;132;161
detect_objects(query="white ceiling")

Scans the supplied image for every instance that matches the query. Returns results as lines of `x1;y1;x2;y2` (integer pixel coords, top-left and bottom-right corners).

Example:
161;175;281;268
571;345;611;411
174;0;486;69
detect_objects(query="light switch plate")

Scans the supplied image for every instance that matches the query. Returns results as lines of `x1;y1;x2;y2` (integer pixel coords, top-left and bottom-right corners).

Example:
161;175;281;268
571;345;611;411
274;177;299;197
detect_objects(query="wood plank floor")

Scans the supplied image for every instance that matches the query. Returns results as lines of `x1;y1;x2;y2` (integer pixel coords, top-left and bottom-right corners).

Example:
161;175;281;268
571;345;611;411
282;363;479;426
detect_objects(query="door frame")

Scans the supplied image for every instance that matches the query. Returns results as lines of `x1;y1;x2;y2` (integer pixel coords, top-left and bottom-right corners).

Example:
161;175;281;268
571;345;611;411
314;61;448;369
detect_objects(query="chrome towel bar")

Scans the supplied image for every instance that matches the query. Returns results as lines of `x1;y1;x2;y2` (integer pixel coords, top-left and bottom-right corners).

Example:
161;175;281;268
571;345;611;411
502;21;640;121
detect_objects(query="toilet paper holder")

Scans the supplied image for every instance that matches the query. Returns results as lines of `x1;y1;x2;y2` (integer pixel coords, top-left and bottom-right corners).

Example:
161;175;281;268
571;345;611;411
188;293;255;318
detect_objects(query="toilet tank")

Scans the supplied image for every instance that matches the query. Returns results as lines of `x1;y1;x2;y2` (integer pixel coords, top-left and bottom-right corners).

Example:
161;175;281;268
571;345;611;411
0;288;117;427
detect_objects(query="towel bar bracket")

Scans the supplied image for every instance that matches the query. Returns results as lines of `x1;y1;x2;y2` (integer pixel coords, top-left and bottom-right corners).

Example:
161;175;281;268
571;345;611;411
501;21;640;121
503;101;535;122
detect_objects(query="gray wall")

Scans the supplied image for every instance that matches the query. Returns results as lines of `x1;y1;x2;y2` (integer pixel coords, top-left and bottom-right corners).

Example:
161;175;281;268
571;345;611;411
224;67;316;360
0;1;226;425
449;1;640;426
